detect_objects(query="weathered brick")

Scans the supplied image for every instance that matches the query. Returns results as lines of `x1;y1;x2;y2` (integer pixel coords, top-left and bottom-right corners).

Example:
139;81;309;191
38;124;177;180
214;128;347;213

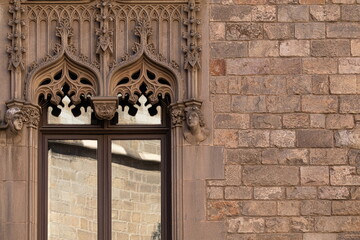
278;201;301;216
332;201;360;215
310;148;348;165
351;40;360;56
303;58;338;74
290;217;314;232
251;6;276;22
296;130;333;147
225;165;242;185
211;5;252;21
266;96;301;113
312;75;329;95
210;59;226;76
214;129;238;148
326;114;354;129
227;58;301;75
327;23;360;38
226;23;263;41
264;23;294;40
254;187;284;199
318;187;350;199
301;200;331;216
207;201;240;221
210;22;225;41
301;166;329;185
310;114;326;128
243;166;299;186
330;166;360;185
252;114;282;129
238;130;270;147
227;149;262;165
340;95;360;113
228;217;265;233
208;187;224;200
215;114;250;129
303;233;337;240
286;75;312;95
211;42;248;59
241;201;277;216
283;114;310;129
240;76;287;95
265;217;290;233
211;94;231;113
330;75;357;94
315;216;360;232
232;96;267;113
310;5;340;21
339;58;360;74
302;95;338;113
311;40;350;57
280;40;310;56
278;6;309;22
249;40;279;57
270;130;296;148
295;23;325;39
287;187;317;199
225;187;253;200
210;76;229;94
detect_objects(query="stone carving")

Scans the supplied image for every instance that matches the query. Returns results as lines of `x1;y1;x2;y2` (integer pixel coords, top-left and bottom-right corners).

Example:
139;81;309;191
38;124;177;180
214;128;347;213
170;103;185;127
21;104;41;128
91;97;118;120
183;102;209;145
182;0;201;70
3;102;41;133
95;0;114;54
5;107;24;134
7;0;26;71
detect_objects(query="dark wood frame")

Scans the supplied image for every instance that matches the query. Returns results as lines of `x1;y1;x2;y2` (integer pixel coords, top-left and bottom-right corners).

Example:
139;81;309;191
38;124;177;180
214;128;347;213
39;105;172;240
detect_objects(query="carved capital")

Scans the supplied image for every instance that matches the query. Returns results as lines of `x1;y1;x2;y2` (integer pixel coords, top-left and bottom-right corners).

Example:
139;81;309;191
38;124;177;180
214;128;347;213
169;103;185;127
5;100;41;132
91;96;118;120
22;104;41;128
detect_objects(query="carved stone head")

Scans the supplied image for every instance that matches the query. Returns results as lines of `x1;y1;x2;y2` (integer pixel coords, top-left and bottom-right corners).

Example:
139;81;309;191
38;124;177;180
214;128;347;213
5;107;24;134
184;106;205;129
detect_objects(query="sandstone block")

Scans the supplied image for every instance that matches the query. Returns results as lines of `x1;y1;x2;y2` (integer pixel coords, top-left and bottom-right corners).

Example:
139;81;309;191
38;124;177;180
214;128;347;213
326;114;354;129
315;216;360;232
207;201;240;221
333;0;355;3
227;149;262;165
286;187;317;199
226;23;263;41
210;76;229;94
211;5;252;21
262;149;309;165
341;5;360;21
296;130;334;147
290;217;314;232
225;165;242;185
283;114;310;129
261;149;279;165
264;23;294;40
318;187;350;199
327;23;360;38
228;217;265;233
302;95;338;113
210;22;225;41
211;94;231;113
214;129;238;148
243;166;299;186
312;75;329;95
252;114;282;129
210;59;226;76
310;5;340;21
351;40;360;56
310;148;348;165
332;201;360;215
270;130;296;148
229;233;303;240
249;40;279;57
339;58;360;74
311;40;350;57
350;187;360;199
330;166;360;185
266;95;301;113
238;130;270;147
232;96;266;113
265;217;290;233
301;166;329;185
340;95;360;113
301;200;331;216
330;75;357;94
251;6;276;22
286;75;312;95
299;0;325;3
337;234;360;240
295;23;325;39
278;6;309;22
348;149;360;166
207;187;224;200
225;187;253;200
211;42;248;59
240;76;287;95
254;187;284;200
215;114;250;129
280;40;310;56
229;77;241;94
310;114;326;128
303;58;338;74
241;201;277;216
278;201;301;216
303;233;337;240
234;0;268;4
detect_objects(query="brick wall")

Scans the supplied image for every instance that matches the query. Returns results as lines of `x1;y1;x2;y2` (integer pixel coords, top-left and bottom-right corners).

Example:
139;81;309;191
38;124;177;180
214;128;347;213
208;1;360;239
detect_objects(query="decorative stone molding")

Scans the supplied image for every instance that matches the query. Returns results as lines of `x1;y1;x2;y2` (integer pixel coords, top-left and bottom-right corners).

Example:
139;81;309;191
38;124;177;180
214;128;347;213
95;0;114;55
183;100;209;145
7;0;26;71
170;102;185;128
91;96;118;120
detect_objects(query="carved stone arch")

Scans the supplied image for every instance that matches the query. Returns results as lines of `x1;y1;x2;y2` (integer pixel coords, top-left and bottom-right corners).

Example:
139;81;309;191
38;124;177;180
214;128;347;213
26;55;100;105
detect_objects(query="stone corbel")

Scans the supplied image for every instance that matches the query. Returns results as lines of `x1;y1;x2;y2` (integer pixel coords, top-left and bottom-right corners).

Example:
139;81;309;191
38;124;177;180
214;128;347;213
91;96;118;120
183;99;209;145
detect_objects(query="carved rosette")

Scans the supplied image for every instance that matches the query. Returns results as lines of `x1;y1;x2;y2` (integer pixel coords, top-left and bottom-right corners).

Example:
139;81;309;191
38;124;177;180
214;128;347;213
7;0;26;71
170;103;185;127
91;97;118;120
96;0;114;54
